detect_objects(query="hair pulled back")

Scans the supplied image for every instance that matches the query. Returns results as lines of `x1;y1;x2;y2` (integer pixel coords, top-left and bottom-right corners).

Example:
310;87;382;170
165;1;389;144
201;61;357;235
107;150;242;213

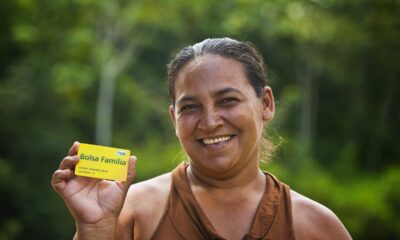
167;38;269;103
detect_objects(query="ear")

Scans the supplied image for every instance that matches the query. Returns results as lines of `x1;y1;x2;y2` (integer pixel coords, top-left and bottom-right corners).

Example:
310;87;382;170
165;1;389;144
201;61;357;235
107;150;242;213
169;105;177;130
261;86;275;121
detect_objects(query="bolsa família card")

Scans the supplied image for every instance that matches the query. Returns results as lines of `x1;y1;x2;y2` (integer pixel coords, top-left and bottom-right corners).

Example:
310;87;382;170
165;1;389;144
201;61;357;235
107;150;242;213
75;143;131;181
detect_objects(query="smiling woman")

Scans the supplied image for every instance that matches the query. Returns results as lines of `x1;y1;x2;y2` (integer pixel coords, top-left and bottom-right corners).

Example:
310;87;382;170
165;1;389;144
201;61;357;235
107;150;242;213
169;53;273;180
51;38;352;240
168;39;274;178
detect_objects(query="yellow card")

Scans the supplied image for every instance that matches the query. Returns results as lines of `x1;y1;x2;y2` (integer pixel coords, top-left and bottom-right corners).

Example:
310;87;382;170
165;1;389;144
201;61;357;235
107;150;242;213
75;143;131;181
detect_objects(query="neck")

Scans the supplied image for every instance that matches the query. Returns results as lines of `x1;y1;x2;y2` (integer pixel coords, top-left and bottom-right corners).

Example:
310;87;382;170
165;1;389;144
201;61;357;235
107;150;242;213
186;161;266;205
187;159;264;190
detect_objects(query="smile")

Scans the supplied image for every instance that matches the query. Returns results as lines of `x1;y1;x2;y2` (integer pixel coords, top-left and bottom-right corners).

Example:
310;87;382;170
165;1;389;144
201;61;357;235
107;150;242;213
201;135;233;145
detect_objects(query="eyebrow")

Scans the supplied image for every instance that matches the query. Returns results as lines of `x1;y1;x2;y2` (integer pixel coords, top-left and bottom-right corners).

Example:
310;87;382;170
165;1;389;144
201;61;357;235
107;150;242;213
176;87;243;106
176;96;197;106
214;87;242;97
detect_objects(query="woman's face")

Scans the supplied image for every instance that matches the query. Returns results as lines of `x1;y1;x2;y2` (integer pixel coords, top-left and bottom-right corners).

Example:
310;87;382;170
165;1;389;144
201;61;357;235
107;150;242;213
170;54;274;177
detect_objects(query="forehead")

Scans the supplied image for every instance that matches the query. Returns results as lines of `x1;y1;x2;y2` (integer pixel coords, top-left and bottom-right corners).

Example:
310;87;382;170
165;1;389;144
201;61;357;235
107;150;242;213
174;54;252;97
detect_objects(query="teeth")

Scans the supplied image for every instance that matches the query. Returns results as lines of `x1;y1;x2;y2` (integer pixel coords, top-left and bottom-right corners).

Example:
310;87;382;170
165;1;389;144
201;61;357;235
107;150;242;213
202;136;232;145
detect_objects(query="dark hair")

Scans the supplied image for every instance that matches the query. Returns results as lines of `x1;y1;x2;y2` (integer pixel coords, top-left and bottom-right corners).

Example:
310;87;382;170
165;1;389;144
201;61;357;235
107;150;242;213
167;38;269;103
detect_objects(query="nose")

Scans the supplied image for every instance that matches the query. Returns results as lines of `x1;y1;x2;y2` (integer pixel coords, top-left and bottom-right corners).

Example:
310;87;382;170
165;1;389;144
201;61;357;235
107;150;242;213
197;107;223;132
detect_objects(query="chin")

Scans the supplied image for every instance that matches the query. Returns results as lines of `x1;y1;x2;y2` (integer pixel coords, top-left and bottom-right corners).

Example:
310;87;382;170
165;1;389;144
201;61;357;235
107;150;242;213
193;156;239;175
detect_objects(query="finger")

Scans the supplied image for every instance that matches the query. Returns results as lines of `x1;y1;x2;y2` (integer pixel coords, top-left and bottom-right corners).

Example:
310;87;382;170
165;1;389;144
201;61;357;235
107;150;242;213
118;156;137;192
59;155;79;170
51;169;74;185
68;141;80;156
51;169;74;195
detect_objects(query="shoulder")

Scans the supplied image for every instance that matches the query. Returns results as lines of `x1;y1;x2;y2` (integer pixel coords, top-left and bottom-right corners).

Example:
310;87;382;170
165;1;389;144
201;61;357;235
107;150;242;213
127;172;172;214
290;190;352;240
117;172;172;239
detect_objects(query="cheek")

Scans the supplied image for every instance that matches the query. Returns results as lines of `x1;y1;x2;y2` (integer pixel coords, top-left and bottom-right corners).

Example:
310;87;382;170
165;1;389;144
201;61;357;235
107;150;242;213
227;106;263;133
175;116;196;137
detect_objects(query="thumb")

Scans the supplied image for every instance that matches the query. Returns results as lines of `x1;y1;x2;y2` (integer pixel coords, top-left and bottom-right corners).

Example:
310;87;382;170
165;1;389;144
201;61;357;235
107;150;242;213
118;156;137;192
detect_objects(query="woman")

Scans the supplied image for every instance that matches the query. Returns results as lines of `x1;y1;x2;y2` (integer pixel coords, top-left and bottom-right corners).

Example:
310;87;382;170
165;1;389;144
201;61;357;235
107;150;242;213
51;38;352;240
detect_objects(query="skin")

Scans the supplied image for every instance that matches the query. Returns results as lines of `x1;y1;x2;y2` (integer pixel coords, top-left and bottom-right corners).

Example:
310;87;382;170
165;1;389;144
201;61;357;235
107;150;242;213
51;142;137;239
51;54;352;240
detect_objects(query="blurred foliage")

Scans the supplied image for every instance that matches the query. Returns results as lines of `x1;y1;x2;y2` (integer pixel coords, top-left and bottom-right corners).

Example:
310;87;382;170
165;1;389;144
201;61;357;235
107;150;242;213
0;0;399;239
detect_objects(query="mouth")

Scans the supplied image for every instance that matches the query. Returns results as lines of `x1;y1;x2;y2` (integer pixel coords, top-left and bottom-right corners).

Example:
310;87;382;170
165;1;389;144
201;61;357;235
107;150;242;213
199;135;234;146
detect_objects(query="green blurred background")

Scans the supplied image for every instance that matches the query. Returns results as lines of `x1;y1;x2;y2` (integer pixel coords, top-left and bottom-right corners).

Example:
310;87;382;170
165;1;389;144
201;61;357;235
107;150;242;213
1;0;399;239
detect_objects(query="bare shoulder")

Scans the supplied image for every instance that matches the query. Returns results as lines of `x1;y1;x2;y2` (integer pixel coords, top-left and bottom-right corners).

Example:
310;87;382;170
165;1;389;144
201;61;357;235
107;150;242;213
117;172;172;240
290;190;352;240
127;172;172;217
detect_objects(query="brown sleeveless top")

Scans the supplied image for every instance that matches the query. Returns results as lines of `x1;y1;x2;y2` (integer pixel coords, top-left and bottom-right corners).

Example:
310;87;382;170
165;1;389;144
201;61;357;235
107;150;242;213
151;163;296;240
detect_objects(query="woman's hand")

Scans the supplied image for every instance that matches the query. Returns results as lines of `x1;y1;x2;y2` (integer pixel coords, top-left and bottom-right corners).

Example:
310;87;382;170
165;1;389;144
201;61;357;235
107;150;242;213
51;142;137;239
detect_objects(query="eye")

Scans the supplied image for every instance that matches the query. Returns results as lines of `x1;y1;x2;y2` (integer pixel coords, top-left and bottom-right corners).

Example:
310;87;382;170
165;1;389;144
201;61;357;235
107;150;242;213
220;97;239;105
178;104;199;113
